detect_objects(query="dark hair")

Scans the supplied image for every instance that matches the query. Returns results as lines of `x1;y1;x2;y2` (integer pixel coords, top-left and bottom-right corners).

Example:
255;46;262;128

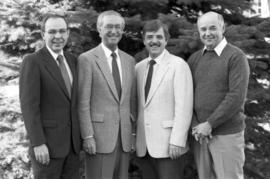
41;13;68;32
142;19;170;41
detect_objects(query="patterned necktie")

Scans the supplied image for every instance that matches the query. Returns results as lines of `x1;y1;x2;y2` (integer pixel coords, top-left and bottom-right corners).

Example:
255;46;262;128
111;52;121;98
57;55;72;97
145;60;156;101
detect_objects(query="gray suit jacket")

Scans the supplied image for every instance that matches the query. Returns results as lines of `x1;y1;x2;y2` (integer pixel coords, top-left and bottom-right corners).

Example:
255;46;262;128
77;44;136;153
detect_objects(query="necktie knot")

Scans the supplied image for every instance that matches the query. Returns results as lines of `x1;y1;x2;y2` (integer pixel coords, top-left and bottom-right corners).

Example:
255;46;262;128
111;52;117;60
57;55;64;63
149;60;156;66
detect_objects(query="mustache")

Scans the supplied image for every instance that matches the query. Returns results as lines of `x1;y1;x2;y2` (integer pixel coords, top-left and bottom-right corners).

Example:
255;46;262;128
149;42;161;47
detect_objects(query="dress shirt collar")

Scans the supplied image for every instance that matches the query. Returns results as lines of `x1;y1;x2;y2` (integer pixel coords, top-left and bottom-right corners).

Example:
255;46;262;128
147;49;166;65
46;45;64;60
101;42;119;58
202;38;227;56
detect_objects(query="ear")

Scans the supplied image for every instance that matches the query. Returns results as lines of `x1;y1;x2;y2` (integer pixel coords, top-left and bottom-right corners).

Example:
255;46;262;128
143;38;147;46
41;31;45;39
222;26;225;33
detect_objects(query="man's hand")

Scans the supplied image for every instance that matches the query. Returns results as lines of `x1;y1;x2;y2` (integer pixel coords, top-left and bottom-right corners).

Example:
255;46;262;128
83;138;96;155
169;144;184;160
33;144;50;165
192;122;212;144
192;121;212;137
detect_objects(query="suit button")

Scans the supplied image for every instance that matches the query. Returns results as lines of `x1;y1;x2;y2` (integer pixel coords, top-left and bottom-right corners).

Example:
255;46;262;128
67;121;71;126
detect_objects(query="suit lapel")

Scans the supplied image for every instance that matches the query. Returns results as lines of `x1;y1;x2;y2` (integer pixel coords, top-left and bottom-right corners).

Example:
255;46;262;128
41;47;70;99
65;52;76;98
94;45;120;102
145;51;171;106
119;50;129;104
140;61;148;106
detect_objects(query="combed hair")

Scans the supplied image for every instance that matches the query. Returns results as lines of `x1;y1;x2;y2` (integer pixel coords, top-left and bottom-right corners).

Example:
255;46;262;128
96;10;125;30
41;13;68;32
142;19;170;41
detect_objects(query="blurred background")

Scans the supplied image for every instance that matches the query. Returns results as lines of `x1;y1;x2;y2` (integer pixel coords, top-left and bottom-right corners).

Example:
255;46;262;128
1;0;270;178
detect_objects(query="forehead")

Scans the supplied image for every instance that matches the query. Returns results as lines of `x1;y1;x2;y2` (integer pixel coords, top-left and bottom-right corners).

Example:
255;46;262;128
45;18;67;30
198;14;221;28
145;28;165;36
102;15;123;25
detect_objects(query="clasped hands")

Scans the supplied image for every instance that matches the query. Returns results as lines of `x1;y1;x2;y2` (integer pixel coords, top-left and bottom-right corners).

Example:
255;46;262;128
192;121;212;144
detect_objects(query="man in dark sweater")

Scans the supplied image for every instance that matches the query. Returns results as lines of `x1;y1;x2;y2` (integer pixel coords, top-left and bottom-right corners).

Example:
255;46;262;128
188;11;250;179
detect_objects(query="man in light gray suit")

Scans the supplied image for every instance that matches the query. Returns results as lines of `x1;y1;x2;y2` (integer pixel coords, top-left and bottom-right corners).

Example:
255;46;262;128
77;10;136;179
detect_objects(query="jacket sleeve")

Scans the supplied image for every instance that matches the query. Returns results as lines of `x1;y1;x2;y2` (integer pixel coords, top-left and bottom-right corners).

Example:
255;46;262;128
19;55;46;147
77;53;94;139
170;60;193;147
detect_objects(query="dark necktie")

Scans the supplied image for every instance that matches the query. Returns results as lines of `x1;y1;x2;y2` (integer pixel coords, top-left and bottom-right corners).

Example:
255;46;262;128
111;52;121;98
145;60;156;101
57;55;72;97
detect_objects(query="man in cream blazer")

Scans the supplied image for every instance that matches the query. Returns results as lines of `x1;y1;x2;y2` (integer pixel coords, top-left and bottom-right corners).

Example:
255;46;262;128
136;20;193;179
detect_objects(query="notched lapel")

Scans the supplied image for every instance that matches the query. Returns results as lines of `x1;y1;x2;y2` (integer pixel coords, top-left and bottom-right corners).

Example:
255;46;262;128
94;46;120;102
140;61;148;105
145;56;171;106
65;52;76;99
119;51;129;104
41;48;70;99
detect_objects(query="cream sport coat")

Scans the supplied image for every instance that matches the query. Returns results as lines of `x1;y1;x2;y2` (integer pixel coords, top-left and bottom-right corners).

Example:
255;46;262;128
136;50;193;158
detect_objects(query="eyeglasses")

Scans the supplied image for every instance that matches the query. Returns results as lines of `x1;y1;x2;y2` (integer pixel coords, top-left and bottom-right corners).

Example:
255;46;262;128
45;29;68;35
104;24;123;31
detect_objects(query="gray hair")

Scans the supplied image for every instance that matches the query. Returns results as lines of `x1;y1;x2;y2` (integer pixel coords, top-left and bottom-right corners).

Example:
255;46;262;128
96;10;125;30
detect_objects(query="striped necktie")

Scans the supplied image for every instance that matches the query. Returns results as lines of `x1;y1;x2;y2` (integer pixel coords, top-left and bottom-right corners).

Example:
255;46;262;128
111;52;121;98
57;55;72;97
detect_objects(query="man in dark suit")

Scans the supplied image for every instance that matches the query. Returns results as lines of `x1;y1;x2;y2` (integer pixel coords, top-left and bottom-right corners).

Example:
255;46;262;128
77;10;136;179
19;13;81;179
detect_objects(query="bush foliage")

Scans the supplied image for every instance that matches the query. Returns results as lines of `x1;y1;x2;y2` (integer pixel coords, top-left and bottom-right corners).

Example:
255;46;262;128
1;0;270;178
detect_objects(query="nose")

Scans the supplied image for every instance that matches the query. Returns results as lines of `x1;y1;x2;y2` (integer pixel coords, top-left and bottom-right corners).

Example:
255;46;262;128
54;31;62;38
205;29;211;36
111;26;120;34
152;36;158;42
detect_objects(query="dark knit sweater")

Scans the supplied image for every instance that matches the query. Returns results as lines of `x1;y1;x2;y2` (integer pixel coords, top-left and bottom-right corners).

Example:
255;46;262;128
188;43;250;135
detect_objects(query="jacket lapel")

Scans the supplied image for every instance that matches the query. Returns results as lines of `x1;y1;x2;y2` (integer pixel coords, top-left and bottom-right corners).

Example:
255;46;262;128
65;52;76;98
119;50;129;104
140;61;148;106
94;45;120;102
41;47;70;99
145;50;171;106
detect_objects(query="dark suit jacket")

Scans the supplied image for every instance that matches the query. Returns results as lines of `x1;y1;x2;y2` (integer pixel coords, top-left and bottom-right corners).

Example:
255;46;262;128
19;47;81;158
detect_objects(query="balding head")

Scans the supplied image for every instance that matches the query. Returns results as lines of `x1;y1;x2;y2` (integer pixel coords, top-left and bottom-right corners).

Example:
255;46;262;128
197;11;225;50
197;11;225;30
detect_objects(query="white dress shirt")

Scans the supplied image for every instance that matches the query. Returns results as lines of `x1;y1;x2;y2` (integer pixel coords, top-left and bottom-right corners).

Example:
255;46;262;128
203;38;228;56
46;45;73;84
145;50;166;84
101;43;123;84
